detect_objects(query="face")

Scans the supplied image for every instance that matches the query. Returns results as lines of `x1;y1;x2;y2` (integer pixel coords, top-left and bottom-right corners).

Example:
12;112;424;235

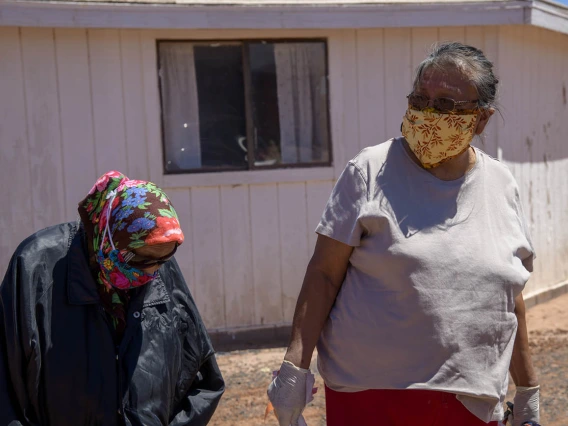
131;242;178;275
415;66;494;134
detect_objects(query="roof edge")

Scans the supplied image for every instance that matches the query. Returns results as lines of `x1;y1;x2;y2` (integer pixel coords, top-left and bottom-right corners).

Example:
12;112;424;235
2;0;566;35
530;0;568;35
0;0;533;29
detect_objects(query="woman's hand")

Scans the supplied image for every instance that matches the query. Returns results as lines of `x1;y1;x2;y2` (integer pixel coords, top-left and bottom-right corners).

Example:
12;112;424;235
267;361;315;426
266;234;352;425
512;386;540;426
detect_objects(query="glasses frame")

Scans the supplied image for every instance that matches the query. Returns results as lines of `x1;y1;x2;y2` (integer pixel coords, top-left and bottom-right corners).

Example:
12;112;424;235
123;243;179;269
407;93;479;113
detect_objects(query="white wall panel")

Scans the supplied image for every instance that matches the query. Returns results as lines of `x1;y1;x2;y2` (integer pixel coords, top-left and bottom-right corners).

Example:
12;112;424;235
465;26;499;157
21;28;66;231
140;30;166;188
0;28;33;270
464;26;484;50
383;28;412;138
438;26;466;44
522;27;545;291
190;187;226;329
278;183;309;322
481;26;499;158
88;29;128;176
54;28;97;220
327;32;347;177
497;26;568;294
410;27;438;74
120;30;150;181
357;29;388;148
339;30;361;162
166;188;195;297
220;185;255;328
557;32;568;281
1;25;566;332
250;184;284;326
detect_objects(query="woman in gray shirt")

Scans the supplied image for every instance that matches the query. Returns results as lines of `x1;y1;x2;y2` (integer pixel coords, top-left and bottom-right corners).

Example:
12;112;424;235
268;42;539;426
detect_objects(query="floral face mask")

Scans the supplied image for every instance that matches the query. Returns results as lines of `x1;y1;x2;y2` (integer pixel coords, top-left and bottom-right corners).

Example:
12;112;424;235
401;107;479;169
95;191;158;290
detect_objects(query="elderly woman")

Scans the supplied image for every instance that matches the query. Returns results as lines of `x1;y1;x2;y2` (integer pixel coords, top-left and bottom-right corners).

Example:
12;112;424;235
268;43;539;426
0;171;224;426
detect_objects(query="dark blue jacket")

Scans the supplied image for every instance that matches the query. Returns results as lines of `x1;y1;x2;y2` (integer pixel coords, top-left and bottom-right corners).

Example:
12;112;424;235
0;222;224;426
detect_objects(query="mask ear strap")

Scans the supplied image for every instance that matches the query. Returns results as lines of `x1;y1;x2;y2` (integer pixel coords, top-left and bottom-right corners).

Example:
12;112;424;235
100;192;118;253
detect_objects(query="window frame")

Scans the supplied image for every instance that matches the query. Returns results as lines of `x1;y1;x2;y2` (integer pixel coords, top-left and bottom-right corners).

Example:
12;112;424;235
156;38;333;175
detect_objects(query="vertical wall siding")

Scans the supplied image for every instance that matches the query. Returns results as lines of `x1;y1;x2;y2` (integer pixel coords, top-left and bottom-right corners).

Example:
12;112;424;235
220;185;255;328
21;28;66;231
54;29;98;220
0;28;34;270
498;25;568;295
89;30;129;177
0;25;566;330
190;187;226;329
250;184;284;326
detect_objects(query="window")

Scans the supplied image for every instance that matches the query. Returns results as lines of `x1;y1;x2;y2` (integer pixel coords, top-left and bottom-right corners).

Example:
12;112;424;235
158;40;331;174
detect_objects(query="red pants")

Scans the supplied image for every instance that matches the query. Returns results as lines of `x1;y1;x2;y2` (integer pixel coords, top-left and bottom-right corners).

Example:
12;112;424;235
325;386;500;426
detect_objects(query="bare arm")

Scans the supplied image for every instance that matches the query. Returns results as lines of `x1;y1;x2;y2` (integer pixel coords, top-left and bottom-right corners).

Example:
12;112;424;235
509;292;539;387
284;235;354;369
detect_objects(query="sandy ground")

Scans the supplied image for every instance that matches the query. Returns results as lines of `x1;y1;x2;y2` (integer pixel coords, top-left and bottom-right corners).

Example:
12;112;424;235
210;292;568;426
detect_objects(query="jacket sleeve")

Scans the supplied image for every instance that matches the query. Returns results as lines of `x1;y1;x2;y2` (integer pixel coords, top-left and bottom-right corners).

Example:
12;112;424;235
0;327;25;426
166;259;225;426
168;353;225;426
0;252;40;426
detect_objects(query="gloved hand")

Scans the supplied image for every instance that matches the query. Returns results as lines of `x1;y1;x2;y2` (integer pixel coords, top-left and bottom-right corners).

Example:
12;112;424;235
267;360;315;426
511;385;540;426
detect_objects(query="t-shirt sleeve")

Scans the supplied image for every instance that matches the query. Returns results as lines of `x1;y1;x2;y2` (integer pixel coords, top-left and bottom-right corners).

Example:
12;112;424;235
315;162;368;247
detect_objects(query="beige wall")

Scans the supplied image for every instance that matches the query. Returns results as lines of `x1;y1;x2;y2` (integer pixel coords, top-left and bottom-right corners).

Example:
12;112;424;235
0;24;566;331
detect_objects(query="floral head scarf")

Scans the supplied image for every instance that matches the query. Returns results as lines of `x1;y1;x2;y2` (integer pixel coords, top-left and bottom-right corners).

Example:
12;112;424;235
78;171;184;331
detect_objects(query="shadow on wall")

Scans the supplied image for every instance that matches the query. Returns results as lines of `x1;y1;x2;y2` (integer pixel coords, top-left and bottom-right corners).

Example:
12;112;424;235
497;83;568;164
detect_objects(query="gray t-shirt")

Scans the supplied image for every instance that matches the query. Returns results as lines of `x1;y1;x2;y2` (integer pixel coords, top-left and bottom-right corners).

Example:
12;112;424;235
315;137;534;422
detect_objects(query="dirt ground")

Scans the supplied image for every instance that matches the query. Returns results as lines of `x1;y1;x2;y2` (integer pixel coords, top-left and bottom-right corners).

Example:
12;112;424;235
210;292;568;426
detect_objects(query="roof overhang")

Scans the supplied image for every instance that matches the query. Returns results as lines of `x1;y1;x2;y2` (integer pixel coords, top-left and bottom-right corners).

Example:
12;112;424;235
0;0;567;35
530;0;568;34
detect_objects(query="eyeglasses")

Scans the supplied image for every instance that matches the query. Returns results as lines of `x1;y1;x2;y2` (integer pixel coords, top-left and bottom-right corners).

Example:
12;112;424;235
407;93;479;113
123;244;178;269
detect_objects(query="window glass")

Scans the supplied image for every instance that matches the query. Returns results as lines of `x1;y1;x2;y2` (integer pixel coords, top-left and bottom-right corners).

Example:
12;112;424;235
249;42;330;167
158;40;330;174
194;45;247;169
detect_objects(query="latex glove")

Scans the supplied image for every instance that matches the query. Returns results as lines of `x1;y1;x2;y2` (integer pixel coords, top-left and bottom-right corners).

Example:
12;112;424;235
267;360;315;426
512;385;540;426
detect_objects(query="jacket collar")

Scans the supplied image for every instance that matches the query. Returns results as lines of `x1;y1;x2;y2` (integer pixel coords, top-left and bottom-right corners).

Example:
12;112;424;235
66;225;170;307
142;275;170;307
67;226;100;305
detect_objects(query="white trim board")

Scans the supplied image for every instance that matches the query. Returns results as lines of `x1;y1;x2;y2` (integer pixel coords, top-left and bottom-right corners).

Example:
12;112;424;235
530;0;568;34
0;1;537;30
160;167;336;189
4;1;567;35
524;279;568;309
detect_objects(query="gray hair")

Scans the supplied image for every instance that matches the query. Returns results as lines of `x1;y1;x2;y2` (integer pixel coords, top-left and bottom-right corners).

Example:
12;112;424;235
412;42;499;110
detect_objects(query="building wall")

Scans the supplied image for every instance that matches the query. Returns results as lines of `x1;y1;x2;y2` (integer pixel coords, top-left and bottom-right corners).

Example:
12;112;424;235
0;25;566;331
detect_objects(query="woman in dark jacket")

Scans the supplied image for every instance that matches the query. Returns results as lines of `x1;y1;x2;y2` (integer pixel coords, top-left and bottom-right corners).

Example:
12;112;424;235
0;171;224;426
